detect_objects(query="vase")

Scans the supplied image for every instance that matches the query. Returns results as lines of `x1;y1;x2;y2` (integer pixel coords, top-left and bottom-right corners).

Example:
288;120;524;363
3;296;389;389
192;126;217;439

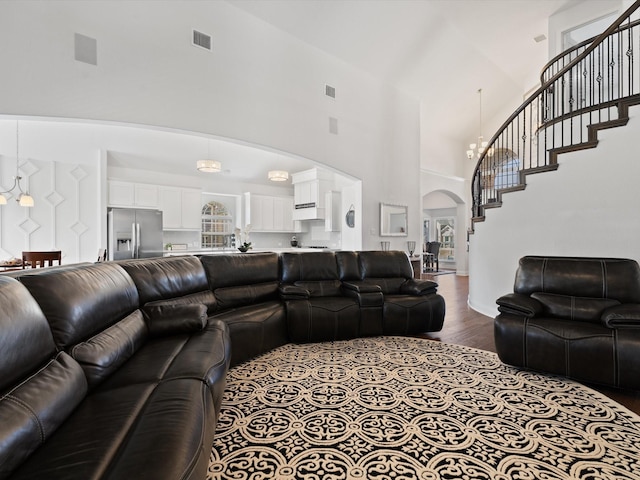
238;246;249;253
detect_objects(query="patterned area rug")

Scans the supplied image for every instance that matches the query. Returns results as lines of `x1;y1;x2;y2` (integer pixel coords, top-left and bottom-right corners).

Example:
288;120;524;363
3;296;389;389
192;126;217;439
208;337;640;479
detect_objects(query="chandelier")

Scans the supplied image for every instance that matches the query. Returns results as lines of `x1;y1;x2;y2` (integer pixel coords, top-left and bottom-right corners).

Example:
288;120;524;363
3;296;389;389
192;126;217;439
466;88;493;160
0;121;34;207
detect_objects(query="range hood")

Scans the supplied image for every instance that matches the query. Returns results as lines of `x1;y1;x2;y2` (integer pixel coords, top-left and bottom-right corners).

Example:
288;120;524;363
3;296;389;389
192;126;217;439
292;168;332;221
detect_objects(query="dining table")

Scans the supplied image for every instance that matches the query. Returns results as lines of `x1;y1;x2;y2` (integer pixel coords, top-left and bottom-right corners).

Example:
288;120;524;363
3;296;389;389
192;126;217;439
0;260;23;271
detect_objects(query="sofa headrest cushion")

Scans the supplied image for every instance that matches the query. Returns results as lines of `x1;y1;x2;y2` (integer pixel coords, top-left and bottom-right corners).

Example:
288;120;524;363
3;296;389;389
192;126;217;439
214;282;279;310
18;263;140;349
119;256;210;305
336;251;361;280
200;253;279;289
142;303;208;337
515;256;640;303
280;252;338;283
0;276;56;391
531;292;620;323
358;251;413;280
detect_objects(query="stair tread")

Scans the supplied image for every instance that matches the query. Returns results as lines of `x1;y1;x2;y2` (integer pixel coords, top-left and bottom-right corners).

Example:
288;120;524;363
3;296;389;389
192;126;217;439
522;164;559;174
497;185;525;194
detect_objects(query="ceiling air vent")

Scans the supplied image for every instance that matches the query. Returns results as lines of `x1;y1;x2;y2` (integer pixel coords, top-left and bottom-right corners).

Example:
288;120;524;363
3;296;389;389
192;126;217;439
325;84;336;99
192;29;212;51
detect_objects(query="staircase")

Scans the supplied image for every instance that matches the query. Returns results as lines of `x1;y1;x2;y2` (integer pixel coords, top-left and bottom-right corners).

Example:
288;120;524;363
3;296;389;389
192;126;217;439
471;0;640;230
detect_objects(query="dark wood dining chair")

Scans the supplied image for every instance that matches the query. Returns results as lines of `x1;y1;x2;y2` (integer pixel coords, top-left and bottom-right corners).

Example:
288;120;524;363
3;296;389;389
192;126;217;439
22;251;62;269
423;242;440;272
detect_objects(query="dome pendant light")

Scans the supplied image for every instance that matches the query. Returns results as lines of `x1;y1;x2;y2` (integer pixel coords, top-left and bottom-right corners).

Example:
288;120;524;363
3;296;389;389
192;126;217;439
268;170;289;182
197;140;221;173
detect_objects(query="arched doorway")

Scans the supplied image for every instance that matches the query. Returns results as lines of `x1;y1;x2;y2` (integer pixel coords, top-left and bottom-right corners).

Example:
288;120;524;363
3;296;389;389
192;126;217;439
422;189;467;275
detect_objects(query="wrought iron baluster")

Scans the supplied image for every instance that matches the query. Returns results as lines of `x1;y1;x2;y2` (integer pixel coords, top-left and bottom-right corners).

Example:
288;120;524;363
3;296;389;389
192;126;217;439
470;2;640;231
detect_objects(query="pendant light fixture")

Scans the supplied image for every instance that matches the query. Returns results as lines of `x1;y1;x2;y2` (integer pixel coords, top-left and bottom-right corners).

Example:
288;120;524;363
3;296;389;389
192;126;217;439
466;88;493;160
197;140;221;173
0;121;34;207
268;170;289;182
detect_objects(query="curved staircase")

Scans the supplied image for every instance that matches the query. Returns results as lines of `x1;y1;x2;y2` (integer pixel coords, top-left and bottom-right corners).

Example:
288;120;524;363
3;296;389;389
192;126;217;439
471;0;640;230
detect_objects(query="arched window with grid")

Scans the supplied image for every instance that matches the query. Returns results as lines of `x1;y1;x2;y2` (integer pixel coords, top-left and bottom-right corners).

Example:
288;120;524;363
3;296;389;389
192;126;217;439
201;201;233;248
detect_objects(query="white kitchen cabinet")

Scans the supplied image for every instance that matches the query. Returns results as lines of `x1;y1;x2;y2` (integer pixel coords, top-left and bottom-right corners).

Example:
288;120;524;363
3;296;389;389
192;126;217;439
324;191;341;232
108;181;158;208
245;193;294;232
274;196;294;231
181;189;203;230
158;186;202;230
158;187;182;229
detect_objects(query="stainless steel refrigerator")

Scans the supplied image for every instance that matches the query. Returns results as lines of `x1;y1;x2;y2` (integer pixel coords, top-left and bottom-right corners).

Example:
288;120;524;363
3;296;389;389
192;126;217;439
107;208;164;260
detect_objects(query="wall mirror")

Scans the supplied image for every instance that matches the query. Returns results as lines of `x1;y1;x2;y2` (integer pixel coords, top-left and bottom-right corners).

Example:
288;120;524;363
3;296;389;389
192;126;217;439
380;203;408;236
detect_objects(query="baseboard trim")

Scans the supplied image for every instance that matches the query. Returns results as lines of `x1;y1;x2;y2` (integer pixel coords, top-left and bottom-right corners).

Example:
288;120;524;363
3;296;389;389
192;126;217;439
467;297;497;318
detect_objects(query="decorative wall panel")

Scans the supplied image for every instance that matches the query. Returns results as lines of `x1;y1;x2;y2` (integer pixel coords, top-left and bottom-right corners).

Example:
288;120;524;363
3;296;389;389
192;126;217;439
0;155;99;265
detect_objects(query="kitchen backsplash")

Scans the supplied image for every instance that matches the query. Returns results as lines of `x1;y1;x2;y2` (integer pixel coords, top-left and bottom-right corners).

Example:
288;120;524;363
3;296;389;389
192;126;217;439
162;228;341;251
163;231;201;249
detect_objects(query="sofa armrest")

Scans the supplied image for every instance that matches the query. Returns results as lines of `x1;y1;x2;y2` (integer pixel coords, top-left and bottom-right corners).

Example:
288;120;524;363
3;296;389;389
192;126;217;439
400;279;438;296
279;284;310;300
601;303;640;328
496;293;543;317
342;281;382;294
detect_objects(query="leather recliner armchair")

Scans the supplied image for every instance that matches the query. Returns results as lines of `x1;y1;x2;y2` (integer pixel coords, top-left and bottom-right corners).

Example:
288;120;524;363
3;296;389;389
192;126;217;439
495;256;640;389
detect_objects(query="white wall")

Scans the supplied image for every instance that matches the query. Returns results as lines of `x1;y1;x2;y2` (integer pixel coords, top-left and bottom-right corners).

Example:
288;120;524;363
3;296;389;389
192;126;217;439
0;1;420;255
469;109;640;317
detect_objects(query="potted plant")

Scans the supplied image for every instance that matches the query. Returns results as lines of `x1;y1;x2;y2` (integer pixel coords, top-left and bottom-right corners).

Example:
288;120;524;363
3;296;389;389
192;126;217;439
234;225;252;253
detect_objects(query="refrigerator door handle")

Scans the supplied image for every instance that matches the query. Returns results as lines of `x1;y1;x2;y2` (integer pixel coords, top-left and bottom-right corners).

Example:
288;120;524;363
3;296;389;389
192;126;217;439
136;223;141;258
131;223;136;259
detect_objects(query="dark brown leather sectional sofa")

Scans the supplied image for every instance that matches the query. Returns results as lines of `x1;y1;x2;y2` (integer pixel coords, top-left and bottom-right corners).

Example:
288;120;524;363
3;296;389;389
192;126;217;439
0;250;445;479
495;256;640;390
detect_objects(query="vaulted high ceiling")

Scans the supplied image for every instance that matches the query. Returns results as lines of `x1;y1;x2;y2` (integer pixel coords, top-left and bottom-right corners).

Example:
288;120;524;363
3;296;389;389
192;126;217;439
2;0;621;184
229;0;610;170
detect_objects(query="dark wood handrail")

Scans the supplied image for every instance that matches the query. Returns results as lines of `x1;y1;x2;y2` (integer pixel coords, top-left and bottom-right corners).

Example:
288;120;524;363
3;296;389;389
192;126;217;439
471;0;640;222
540;18;640;85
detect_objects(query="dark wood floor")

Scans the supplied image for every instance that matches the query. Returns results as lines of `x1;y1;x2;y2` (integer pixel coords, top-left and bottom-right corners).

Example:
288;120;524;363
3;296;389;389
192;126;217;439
418;272;640;416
